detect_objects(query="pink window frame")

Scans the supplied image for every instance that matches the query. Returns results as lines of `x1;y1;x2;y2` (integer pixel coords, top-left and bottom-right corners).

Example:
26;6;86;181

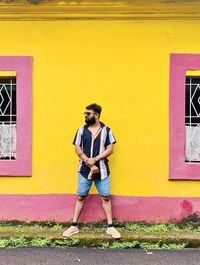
170;54;200;180
0;56;32;176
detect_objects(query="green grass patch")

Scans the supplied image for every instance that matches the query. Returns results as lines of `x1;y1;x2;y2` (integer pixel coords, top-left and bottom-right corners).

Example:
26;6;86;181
140;242;188;250
0;237;81;248
0;237;28;248
30;238;52;247
110;241;139;249
124;223;181;232
99;240;189;250
50;224;63;232
0;217;199;232
0;237;191;249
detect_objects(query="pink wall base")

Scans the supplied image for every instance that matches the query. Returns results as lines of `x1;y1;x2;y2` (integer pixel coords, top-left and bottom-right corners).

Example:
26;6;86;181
0;194;199;223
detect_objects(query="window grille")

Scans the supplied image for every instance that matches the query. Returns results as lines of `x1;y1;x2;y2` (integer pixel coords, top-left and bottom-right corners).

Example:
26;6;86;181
0;77;16;160
185;76;200;162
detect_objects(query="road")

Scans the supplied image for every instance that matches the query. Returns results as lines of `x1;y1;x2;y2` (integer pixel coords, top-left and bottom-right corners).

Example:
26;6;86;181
0;248;199;265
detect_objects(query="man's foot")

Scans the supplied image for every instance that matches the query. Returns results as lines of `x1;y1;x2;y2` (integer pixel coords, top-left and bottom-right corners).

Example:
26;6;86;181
106;227;121;239
62;226;79;237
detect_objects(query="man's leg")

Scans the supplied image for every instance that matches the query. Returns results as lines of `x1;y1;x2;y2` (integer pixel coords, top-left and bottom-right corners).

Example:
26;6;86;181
72;195;86;223
100;196;113;225
95;176;121;239
63;174;92;237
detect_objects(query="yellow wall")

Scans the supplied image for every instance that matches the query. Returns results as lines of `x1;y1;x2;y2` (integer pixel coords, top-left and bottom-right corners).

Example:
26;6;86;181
0;20;200;197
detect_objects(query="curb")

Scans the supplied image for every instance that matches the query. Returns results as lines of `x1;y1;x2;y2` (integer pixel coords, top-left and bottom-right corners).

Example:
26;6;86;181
0;227;200;248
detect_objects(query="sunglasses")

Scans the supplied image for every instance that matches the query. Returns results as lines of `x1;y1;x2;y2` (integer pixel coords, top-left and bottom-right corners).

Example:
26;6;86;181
84;111;95;116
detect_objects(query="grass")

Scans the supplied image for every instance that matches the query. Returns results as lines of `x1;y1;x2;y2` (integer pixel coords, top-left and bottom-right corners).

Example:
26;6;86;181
0;237;28;248
0;237;81;248
0;215;199;232
124;223;180;232
124;222;200;232
0;237;189;249
139;242;188;250
97;240;189;250
0;220;199;236
0;220;200;236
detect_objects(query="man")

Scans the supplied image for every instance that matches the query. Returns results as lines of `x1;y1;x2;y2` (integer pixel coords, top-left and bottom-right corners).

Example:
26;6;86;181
63;103;121;239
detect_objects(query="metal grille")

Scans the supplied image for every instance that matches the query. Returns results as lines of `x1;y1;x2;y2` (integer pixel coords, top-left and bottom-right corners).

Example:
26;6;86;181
185;76;200;162
0;77;16;160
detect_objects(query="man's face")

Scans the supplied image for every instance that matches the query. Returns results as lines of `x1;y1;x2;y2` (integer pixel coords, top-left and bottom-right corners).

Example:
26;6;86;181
84;110;97;125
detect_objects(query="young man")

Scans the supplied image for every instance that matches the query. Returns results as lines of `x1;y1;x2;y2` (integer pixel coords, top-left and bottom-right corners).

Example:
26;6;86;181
63;103;121;239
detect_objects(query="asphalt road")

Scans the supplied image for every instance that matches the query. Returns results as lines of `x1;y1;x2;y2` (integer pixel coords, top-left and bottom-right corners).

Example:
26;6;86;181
0;248;199;265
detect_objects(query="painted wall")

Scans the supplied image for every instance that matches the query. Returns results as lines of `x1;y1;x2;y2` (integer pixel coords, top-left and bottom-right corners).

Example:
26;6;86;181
0;19;200;222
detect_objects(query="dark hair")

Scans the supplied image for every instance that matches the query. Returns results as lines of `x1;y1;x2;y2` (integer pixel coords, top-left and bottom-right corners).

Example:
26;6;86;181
86;103;102;115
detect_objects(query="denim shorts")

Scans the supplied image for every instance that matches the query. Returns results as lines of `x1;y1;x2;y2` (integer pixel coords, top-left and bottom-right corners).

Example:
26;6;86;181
77;173;110;197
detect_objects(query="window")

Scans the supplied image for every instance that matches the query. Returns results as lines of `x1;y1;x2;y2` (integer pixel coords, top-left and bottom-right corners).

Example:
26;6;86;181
170;54;200;180
185;72;200;163
0;74;16;160
0;57;32;176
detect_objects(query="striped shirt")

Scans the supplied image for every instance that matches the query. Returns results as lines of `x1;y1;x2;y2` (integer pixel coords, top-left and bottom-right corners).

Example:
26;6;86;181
73;122;116;180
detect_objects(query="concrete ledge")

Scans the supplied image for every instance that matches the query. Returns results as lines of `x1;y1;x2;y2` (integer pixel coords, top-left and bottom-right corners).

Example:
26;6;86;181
0;225;200;248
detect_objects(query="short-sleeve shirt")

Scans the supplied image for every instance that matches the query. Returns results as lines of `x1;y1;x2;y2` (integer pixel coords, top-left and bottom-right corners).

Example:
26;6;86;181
73;122;116;180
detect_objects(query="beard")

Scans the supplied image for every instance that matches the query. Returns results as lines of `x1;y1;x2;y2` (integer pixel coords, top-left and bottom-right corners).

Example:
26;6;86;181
85;116;96;125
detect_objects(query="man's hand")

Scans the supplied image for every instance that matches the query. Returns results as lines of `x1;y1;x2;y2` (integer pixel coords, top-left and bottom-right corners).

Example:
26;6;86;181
86;158;96;167
88;165;99;180
90;165;99;174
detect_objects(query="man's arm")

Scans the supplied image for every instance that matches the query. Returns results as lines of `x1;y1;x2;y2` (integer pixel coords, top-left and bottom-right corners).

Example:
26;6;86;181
97;143;114;160
75;145;89;164
75;145;99;173
86;144;114;167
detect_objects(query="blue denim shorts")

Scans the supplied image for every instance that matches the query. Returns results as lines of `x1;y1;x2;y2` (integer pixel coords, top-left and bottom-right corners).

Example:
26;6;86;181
77;173;110;196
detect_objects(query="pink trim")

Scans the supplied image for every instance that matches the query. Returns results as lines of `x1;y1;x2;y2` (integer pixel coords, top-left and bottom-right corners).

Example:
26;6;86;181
170;54;200;180
0;57;32;176
0;194;199;223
